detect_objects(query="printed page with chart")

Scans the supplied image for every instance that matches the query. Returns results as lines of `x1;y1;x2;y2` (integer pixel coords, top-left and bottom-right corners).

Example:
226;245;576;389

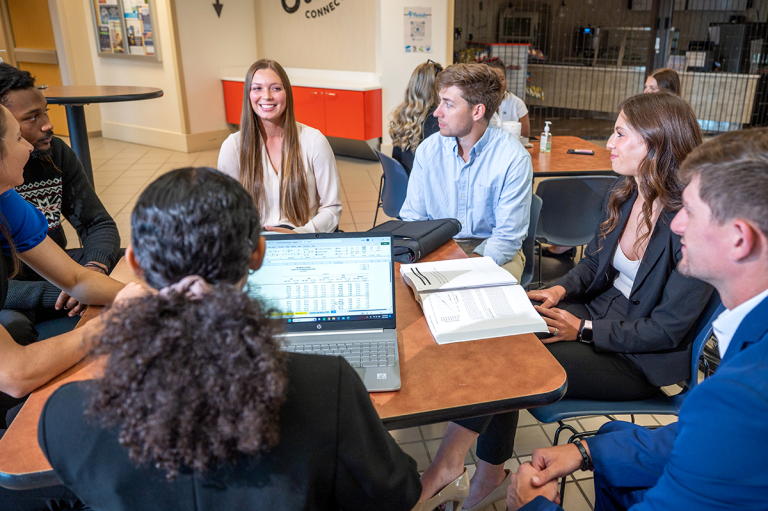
401;259;547;344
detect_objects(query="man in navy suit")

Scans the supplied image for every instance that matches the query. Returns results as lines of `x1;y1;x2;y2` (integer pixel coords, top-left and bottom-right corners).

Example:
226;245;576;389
506;128;768;511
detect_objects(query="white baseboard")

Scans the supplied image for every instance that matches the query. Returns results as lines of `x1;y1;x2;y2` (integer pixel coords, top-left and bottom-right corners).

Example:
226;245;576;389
101;122;232;153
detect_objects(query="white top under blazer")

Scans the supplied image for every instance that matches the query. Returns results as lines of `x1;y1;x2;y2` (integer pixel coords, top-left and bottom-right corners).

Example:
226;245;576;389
217;123;342;233
612;244;641;299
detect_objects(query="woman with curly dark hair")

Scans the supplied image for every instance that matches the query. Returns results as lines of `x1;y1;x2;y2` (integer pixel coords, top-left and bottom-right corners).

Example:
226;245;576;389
37;167;422;511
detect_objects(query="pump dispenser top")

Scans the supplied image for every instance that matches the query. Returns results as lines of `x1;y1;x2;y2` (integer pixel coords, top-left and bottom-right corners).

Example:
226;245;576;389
540;121;552;153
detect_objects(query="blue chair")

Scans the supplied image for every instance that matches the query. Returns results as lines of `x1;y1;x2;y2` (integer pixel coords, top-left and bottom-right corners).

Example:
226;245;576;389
529;292;723;498
520;194;543;290
535;176;617;287
373;150;409;228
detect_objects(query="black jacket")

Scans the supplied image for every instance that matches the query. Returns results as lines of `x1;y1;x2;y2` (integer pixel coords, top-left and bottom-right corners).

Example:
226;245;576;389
39;354;421;511
553;181;714;386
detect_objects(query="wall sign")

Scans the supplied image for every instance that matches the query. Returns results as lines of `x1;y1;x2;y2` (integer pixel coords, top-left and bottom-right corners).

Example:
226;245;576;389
91;0;160;61
404;7;432;53
282;0;344;19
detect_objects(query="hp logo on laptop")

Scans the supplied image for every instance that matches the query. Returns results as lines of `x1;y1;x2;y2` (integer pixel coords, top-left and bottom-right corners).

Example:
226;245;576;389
317;324;322;330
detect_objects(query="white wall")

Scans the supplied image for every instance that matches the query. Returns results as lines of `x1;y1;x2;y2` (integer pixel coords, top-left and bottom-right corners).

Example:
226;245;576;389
174;0;257;134
256;0;376;72
49;0;101;132
377;0;451;147
82;0;187;149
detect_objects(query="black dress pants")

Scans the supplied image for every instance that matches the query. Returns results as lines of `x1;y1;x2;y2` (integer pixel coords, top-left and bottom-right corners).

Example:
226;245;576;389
454;288;659;465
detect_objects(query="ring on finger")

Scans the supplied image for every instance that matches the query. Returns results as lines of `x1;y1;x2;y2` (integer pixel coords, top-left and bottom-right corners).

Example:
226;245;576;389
552;328;559;336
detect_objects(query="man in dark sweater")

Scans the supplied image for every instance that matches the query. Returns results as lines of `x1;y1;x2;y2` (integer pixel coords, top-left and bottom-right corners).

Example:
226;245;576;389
0;64;120;347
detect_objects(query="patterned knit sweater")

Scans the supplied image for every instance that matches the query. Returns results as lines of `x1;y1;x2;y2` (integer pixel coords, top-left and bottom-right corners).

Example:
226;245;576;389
5;136;120;310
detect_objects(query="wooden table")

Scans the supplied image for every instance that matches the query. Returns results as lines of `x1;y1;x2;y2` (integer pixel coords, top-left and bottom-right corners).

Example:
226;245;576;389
0;241;566;490
42;86;164;187
528;136;615;177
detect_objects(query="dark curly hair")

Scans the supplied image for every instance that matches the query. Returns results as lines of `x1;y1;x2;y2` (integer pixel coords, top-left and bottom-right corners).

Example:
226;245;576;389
0;63;35;106
86;167;288;479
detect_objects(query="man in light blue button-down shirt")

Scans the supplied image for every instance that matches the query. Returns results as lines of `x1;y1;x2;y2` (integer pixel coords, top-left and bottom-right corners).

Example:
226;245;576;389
399;63;533;280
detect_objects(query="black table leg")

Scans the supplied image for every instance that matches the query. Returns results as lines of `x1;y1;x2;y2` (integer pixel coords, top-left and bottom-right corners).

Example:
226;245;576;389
64;104;94;187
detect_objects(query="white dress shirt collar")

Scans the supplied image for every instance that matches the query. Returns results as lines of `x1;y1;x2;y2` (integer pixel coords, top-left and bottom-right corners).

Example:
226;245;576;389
712;287;768;358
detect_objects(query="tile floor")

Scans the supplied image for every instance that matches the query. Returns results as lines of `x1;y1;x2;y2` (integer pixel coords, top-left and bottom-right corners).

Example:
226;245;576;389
58;135;679;511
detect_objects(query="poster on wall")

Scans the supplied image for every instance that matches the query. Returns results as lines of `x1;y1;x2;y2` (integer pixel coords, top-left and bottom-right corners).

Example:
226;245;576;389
404;8;432;53
92;0;159;60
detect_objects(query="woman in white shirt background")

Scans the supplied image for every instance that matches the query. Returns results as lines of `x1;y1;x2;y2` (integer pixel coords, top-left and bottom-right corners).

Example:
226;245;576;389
482;57;530;138
217;59;342;233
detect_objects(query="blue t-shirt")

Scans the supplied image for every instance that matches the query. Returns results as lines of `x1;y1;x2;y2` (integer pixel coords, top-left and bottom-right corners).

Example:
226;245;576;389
0;189;48;254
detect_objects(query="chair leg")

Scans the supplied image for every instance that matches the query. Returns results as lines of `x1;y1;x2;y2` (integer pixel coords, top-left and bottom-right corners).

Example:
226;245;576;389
535;240;543;289
553;421;579;447
373;174;384;228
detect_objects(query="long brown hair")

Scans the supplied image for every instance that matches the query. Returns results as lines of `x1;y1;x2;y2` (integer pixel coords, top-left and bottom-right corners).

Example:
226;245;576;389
389;61;442;151
0;105;19;277
599;92;702;252
238;59;309;227
650;68;681;95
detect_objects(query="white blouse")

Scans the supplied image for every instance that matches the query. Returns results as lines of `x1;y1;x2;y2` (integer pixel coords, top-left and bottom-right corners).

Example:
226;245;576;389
490;92;529;128
612;244;641;299
217;123;342;233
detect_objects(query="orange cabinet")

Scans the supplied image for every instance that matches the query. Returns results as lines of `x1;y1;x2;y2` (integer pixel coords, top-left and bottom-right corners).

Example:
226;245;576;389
292;87;326;133
222;80;382;141
223;80;245;125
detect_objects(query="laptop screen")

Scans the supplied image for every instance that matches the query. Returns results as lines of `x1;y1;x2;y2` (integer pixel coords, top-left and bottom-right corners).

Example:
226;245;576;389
246;233;396;332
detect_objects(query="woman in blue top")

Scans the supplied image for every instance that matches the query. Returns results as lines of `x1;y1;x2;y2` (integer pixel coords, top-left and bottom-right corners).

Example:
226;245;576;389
0;103;124;404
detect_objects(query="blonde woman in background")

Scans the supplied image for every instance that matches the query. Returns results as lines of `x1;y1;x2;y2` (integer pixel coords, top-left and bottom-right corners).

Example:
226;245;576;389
218;59;341;233
389;60;443;175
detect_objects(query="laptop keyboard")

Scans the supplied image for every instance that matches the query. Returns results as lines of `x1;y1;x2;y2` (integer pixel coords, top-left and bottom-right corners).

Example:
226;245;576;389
284;341;397;368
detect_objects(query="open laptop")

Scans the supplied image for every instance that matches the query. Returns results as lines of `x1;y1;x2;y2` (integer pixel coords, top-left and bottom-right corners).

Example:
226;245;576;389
246;232;400;392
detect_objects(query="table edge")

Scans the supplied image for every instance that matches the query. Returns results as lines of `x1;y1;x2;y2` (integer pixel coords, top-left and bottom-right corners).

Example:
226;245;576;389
44;90;163;105
0;468;60;491
382;378;568;430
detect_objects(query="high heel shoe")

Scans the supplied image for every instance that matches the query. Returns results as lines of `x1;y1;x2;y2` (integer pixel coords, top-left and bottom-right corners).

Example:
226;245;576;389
411;468;470;511
461;469;511;511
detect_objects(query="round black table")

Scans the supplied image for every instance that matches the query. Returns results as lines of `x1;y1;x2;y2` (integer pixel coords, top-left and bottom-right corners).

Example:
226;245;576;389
43;86;163;186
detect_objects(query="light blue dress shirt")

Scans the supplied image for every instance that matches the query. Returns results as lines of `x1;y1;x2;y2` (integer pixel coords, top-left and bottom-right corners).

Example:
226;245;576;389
399;125;533;266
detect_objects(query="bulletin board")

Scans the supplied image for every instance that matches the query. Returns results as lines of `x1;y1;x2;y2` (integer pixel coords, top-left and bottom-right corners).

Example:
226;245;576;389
90;0;161;61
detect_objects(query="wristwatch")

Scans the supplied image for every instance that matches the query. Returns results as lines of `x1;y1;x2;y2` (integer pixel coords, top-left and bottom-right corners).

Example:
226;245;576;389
578;320;593;343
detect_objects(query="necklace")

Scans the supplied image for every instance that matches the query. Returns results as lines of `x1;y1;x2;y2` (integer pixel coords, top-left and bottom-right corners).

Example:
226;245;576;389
267;130;284;137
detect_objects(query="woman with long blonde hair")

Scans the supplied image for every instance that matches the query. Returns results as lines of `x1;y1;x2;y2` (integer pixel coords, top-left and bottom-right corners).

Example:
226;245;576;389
218;59;341;233
389;60;442;174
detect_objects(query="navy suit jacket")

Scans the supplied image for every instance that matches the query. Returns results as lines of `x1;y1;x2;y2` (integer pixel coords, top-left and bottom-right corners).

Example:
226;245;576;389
522;293;768;510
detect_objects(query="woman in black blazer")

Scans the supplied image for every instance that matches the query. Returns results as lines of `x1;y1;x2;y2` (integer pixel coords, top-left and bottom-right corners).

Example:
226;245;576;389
38;168;422;511
418;92;714;510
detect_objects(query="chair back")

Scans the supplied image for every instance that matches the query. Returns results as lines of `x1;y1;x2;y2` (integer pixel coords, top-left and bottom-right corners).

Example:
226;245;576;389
535;176;617;247
520;194;542;289
374;150;410;219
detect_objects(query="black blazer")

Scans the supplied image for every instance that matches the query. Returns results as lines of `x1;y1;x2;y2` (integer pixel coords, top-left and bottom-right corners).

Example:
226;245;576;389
553;181;714;387
38;354;421;511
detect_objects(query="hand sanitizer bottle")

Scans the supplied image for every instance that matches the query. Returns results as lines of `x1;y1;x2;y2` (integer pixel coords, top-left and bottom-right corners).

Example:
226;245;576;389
540;121;552;153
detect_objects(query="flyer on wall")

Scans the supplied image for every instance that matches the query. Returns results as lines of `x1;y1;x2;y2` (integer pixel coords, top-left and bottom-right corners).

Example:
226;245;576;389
98;25;112;52
139;7;154;55
126;17;144;55
403;7;432;53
